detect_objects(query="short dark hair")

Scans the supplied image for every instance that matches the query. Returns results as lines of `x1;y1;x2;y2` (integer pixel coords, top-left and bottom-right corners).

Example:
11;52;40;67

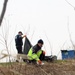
18;31;23;35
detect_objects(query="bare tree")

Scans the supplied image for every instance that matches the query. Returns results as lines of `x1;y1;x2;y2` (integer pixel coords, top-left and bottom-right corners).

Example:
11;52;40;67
65;0;75;10
67;16;75;49
0;0;8;26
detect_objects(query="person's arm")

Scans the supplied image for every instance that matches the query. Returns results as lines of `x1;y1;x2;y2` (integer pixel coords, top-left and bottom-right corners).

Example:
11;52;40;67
22;35;26;38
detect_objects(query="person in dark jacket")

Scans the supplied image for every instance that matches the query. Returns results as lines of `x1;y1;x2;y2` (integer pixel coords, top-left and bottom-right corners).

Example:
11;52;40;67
27;39;45;65
15;31;26;54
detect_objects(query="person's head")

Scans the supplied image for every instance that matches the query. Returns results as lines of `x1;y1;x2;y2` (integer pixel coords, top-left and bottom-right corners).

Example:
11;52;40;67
37;39;44;47
18;31;23;35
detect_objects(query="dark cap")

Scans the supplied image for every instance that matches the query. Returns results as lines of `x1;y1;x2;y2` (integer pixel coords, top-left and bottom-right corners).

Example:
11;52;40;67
18;31;23;35
38;39;44;44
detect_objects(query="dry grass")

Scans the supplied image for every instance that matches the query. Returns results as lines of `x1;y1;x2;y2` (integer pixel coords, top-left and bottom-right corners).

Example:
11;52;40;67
0;59;75;75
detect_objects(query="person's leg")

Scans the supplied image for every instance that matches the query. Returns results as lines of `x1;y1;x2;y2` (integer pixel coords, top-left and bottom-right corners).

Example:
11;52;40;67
37;50;45;61
16;46;23;62
16;46;22;54
39;51;45;61
37;50;42;58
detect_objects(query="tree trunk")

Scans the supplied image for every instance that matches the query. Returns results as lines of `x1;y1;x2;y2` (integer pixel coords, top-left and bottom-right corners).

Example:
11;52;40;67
0;0;8;26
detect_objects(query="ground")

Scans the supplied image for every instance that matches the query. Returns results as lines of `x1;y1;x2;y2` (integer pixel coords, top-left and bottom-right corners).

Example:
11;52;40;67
0;59;75;75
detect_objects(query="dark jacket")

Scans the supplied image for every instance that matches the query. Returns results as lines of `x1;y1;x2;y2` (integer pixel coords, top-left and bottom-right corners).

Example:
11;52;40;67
15;34;23;46
32;44;41;53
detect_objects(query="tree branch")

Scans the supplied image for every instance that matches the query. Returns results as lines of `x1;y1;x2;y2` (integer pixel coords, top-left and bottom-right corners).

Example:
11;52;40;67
0;0;8;26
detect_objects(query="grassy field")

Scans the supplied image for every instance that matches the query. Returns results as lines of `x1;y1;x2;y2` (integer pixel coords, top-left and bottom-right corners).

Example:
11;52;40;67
0;59;75;75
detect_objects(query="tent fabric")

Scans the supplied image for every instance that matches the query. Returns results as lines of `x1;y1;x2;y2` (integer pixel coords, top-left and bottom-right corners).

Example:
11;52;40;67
23;37;32;55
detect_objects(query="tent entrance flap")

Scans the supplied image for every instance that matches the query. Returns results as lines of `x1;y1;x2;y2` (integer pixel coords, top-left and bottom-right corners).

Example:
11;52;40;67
23;37;32;54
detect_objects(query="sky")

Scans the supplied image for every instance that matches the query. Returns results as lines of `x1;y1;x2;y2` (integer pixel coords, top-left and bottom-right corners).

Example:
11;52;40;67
0;0;75;61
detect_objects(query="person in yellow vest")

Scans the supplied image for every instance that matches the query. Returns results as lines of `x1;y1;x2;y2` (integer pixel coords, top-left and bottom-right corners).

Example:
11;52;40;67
27;39;45;65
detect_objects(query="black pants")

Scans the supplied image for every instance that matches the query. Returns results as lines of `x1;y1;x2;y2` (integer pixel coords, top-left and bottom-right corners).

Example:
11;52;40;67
39;51;45;61
16;46;22;54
